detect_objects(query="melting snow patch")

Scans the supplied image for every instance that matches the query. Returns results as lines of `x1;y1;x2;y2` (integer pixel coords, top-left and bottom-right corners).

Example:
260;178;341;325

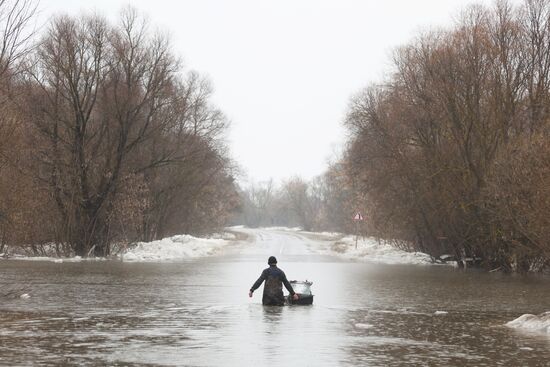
8;255;103;263
264;226;302;232
311;234;434;265
122;234;232;262
208;232;237;240
355;323;374;329
434;311;448;316
506;312;550;334
20;294;30;299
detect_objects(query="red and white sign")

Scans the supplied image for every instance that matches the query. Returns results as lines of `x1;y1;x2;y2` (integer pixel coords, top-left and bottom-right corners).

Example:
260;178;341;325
353;212;364;221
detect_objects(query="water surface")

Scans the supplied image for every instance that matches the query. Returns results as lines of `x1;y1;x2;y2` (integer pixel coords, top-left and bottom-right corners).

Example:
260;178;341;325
1;229;549;366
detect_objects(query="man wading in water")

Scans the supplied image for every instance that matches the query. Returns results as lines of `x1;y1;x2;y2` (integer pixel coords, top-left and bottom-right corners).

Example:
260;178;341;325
249;256;299;306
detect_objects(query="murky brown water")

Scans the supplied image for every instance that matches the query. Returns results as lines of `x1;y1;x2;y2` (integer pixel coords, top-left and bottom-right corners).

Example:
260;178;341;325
2;231;550;366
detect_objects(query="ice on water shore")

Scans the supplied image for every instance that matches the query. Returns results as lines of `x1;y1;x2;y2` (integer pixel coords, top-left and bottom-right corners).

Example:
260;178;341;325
310;234;433;265
355;323;374;329
122;234;233;262
2;227;433;266
506;312;550;334
7;255;98;263
2;235;235;263
121;227;432;265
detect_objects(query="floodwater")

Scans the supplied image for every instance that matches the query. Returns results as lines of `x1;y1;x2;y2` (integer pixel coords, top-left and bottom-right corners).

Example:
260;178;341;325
1;229;550;366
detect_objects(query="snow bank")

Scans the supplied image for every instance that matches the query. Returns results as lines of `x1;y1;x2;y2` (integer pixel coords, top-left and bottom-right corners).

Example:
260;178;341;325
6;255;104;263
506;312;550;334
122;234;232;262
314;235;433;265
266;227;340;237
2;232;237;262
206;232;237;240
254;227;434;265
264;226;302;232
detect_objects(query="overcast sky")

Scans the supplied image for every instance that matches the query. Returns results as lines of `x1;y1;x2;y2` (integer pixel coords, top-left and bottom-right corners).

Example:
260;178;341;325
40;0;507;184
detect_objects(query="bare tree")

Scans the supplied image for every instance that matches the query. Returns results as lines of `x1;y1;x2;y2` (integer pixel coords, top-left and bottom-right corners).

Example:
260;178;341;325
0;0;36;79
339;0;550;271
22;9;236;255
0;0;37;253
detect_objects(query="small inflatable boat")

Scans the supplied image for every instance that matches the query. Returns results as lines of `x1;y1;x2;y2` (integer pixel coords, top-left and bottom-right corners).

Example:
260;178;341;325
287;280;314;305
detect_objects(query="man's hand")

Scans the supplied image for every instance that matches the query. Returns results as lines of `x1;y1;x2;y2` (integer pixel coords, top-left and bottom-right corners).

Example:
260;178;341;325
292;294;299;301
249;291;253;298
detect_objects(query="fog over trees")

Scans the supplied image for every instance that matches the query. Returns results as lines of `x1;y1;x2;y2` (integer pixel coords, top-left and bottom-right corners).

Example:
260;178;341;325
239;0;550;273
236;166;361;234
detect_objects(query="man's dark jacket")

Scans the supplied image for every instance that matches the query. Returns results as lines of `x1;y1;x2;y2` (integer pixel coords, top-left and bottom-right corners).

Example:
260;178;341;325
250;265;295;306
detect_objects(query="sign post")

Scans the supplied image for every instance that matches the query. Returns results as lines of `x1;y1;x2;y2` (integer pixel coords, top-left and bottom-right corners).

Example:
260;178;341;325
353;212;364;249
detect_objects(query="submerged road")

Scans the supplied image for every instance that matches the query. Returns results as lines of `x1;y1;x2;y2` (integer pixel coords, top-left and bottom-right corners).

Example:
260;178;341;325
2;228;550;366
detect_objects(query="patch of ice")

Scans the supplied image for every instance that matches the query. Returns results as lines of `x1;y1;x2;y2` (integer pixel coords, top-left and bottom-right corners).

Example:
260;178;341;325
434;311;448;315
13;255;103;263
122;234;232;262
506;312;550;334
520;347;534;351
10;256;63;262
20;294;30;299
355;323;374;329
66;256;82;262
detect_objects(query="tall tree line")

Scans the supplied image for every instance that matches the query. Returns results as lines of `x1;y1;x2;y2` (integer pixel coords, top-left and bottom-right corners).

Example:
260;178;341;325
0;4;238;256
343;0;550;271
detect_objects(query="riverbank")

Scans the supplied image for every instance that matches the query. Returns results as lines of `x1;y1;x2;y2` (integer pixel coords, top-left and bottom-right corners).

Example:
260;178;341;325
0;228;246;262
318;234;434;265
264;227;435;265
121;231;240;262
0;227;435;265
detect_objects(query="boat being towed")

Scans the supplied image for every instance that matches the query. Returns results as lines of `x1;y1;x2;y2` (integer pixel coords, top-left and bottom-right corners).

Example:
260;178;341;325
287;280;314;305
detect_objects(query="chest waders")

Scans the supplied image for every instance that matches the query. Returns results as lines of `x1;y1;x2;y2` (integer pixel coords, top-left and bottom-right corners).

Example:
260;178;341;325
262;274;285;306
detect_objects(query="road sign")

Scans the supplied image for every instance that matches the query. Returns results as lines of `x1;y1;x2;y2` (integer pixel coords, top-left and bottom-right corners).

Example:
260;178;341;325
353;212;364;221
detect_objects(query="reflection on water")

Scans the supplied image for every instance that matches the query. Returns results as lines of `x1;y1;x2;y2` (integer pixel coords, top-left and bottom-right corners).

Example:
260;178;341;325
1;259;550;366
